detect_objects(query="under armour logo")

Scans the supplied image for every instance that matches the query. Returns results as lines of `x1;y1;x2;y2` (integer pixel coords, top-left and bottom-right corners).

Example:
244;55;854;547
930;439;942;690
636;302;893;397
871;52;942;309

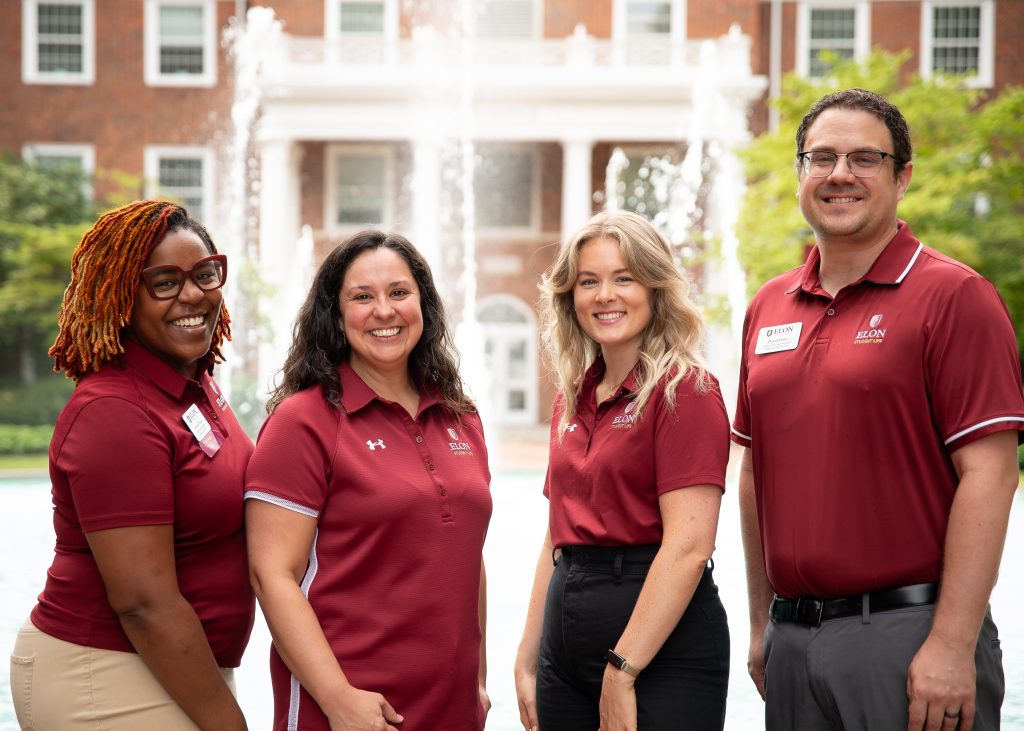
566;424;578;432
366;439;386;451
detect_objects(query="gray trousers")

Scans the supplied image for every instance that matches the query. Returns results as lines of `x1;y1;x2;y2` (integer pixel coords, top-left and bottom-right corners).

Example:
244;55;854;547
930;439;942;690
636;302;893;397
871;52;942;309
764;604;1004;731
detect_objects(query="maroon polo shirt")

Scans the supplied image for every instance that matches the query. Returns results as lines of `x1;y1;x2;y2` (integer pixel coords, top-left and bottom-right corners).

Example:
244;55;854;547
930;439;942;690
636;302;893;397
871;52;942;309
545;360;730;548
732;221;1024;599
32;340;255;667
244;361;492;731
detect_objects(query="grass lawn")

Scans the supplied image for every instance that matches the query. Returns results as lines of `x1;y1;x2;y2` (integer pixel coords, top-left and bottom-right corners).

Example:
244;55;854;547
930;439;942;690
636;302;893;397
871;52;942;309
0;453;47;472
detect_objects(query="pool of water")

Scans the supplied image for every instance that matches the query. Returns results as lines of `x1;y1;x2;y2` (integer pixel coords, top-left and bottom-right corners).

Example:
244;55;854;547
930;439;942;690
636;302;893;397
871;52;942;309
3;472;1023;730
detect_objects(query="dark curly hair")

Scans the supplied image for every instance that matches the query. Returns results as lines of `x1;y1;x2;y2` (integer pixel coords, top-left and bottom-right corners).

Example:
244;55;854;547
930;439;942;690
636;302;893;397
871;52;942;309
796;88;913;179
267;229;473;415
49;200;229;381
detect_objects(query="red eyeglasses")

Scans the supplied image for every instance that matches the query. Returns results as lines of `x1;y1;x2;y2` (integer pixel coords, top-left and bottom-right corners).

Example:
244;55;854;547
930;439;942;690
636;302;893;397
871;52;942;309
140;254;228;300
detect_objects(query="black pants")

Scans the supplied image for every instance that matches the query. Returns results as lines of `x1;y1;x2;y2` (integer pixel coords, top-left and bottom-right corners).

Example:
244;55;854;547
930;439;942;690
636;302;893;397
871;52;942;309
536;545;730;731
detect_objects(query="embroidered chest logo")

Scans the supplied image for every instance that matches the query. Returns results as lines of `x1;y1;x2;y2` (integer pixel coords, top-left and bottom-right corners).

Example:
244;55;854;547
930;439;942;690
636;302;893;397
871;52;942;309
565;423;578;432
446;426;474;456
610;399;638;430
853;313;887;345
366;438;386;451
208;379;228;410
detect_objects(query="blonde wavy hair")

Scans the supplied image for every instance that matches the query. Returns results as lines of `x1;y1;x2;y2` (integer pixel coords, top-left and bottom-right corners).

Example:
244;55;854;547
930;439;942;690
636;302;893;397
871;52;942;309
539;210;709;439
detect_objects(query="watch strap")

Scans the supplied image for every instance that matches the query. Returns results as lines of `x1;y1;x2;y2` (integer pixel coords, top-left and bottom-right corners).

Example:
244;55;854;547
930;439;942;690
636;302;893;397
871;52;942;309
605;648;640;678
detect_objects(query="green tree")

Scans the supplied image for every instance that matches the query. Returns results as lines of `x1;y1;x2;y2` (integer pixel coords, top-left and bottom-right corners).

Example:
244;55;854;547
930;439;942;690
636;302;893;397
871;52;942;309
737;51;1024;350
0;154;96;414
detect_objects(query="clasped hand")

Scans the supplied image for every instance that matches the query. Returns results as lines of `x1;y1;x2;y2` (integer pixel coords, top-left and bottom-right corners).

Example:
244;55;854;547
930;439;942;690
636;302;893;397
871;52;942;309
327;686;403;731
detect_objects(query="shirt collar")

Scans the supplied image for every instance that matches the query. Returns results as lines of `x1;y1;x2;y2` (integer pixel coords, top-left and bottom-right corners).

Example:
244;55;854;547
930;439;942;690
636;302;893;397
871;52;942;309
792;219;922;295
580;357;639;400
121;340;192;399
860;220;923;285
338;360;444;417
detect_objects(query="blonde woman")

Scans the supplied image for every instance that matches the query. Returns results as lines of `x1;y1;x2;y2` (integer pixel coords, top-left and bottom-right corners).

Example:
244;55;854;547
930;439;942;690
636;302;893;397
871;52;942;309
514;210;730;731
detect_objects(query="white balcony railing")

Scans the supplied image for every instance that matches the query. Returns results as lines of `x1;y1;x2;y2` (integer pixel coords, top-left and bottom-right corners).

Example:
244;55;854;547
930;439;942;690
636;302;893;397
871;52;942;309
264;25;757;86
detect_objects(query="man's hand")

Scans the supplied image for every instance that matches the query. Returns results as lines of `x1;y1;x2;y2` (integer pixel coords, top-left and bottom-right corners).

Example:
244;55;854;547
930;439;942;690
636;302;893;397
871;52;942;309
906;633;976;731
748;624;768;700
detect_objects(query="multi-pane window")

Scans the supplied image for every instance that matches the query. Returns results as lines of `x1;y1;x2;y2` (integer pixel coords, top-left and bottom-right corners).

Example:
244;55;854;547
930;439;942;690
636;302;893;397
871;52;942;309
921;0;992;87
931;5;980;74
327;148;391;229
808;8;855;77
23;143;95;197
146;148;212;223
159;158;205;220
476;0;536;39
614;0;684;65
339;1;385;33
145;0;215;86
626;2;672;35
326;0;396;64
33;154;84;173
22;0;94;83
37;3;83;72
474;147;536;230
329;0;399;38
797;1;868;80
159;4;204;74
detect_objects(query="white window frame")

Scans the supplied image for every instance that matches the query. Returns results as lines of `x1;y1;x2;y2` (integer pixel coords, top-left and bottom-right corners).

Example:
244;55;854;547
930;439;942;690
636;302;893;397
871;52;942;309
474;0;543;40
324;0;398;40
144;145;215;225
22;0;95;85
920;0;994;88
796;0;870;79
474;144;541;236
144;0;217;87
22;142;95;197
478;294;538;426
612;0;686;43
325;144;395;234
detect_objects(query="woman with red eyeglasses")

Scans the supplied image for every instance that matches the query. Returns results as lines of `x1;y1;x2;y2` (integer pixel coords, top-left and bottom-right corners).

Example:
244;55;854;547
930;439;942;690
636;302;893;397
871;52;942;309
9;201;254;730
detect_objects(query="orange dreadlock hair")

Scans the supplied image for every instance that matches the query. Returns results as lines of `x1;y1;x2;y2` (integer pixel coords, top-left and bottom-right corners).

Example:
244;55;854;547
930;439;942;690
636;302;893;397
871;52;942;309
49;200;232;381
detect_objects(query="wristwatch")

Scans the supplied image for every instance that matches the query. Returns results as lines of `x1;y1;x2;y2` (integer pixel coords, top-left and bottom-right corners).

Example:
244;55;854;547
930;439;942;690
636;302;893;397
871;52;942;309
605;649;640;678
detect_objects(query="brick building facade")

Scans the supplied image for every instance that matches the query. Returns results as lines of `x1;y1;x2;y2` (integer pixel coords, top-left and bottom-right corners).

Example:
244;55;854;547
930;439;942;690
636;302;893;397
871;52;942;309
4;0;1020;426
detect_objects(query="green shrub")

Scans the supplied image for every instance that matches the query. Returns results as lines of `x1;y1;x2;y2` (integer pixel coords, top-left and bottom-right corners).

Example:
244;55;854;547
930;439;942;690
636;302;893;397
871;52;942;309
0;375;74;426
0;424;52;455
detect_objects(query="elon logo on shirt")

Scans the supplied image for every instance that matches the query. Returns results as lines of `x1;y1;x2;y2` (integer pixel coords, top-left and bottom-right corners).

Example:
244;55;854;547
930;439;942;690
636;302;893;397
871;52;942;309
853;312;887;345
447;427;474;456
610;400;638;430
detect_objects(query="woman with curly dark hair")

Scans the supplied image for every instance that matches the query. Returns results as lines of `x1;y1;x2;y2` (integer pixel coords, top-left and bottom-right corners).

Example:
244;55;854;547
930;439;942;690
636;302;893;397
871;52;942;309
246;229;492;731
10;200;254;730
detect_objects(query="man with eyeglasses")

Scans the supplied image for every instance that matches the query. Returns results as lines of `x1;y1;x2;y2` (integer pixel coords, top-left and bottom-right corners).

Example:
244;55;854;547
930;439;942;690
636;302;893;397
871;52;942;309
732;88;1023;731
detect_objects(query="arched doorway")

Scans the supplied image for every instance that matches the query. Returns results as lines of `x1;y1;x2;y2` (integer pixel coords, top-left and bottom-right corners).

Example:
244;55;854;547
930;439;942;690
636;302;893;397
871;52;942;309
478;295;538;425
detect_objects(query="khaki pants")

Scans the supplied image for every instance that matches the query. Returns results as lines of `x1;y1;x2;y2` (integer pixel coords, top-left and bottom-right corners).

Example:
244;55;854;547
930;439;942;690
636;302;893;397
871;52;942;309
9;619;236;731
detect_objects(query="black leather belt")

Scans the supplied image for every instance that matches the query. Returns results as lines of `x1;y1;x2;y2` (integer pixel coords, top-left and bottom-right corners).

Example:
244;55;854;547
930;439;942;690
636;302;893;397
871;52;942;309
770;583;938;626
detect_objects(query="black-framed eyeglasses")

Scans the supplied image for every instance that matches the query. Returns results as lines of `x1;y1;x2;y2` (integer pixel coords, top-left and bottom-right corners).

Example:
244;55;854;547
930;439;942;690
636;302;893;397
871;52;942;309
797;150;898;178
140;254;227;300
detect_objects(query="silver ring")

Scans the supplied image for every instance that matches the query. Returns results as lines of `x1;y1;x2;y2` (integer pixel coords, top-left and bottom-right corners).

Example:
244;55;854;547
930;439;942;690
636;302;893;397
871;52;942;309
944;710;961;719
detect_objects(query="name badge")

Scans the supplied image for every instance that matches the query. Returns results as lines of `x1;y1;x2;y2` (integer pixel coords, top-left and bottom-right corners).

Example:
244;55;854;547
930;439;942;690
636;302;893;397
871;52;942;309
754;322;803;355
182;403;222;458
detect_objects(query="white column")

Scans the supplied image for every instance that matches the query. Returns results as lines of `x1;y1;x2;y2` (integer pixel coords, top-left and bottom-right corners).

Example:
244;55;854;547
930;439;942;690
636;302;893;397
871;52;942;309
257;137;300;395
561;138;593;240
411;138;442;281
